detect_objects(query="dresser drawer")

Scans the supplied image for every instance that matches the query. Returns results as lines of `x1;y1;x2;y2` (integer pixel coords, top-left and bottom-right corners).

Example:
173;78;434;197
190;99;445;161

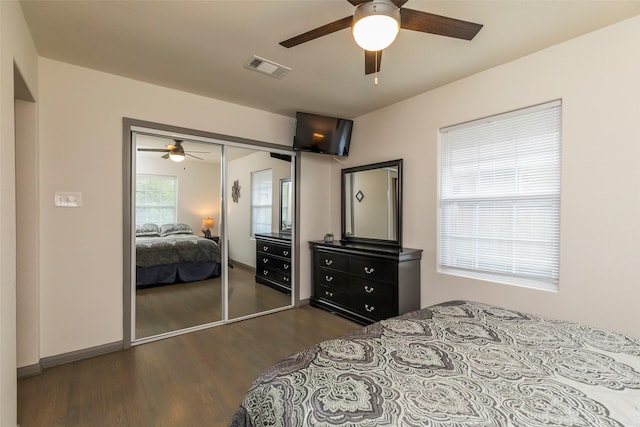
257;254;291;273
349;257;397;283
315;283;349;306
350;277;395;302
256;268;290;289
315;267;348;289
257;241;291;259
315;250;347;271
351;298;397;321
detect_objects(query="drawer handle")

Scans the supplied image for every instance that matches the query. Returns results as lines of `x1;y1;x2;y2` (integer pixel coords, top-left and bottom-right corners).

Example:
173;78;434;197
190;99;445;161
283;276;289;282
365;304;375;312
263;246;269;251
284;264;290;270
263;270;269;275
364;285;374;293
325;275;334;282
263;258;269;263
325;291;334;297
283;250;289;256
324;259;333;266
364;266;375;274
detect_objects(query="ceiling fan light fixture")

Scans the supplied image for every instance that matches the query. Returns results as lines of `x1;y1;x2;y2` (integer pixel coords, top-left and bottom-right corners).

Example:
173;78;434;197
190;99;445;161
352;0;400;51
169;151;185;162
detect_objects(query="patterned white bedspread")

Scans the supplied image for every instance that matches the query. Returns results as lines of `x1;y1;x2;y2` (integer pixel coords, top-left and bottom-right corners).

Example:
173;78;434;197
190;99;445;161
229;300;640;426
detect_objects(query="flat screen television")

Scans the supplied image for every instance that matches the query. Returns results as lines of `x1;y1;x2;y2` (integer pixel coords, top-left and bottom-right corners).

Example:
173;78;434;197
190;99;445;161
293;112;353;157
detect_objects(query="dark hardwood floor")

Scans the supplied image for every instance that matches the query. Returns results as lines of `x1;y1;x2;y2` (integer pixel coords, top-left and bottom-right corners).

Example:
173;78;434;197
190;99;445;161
18;305;361;427
136;264;291;338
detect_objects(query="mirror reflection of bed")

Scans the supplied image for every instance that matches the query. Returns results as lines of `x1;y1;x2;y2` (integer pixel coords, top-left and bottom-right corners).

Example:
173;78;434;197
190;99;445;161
133;135;293;340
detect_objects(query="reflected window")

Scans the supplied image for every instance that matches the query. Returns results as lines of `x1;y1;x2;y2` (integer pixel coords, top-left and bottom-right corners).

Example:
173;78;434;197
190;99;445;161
136;174;177;225
251;169;272;236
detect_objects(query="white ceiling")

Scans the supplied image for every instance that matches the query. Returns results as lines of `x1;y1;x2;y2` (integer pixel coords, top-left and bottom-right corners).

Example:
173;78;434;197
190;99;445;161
20;0;640;119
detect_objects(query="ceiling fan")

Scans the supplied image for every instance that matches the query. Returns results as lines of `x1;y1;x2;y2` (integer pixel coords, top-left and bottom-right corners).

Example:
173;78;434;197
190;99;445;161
279;0;483;76
137;139;208;162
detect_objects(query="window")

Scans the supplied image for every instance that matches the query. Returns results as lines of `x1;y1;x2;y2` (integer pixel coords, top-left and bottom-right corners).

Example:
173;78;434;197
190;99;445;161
439;100;561;290
136;174;177;225
251;169;272;236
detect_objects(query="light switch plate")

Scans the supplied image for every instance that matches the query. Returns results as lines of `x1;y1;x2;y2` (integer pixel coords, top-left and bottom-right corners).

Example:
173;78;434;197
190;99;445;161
54;191;82;207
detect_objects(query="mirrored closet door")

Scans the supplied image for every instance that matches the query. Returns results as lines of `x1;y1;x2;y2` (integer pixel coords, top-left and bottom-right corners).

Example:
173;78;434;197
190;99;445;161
128;126;295;344
225;146;293;320
133;134;224;339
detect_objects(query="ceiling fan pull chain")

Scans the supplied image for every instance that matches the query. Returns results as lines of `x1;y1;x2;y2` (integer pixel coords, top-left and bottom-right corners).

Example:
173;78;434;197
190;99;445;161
374;50;379;85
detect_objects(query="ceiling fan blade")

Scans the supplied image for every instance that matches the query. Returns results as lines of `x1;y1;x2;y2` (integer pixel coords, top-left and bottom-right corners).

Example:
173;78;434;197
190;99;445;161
400;8;483;40
161;153;170;159
138;148;169;152
347;0;408;6
185;153;204;160
280;16;352;48
364;50;382;75
184;151;210;154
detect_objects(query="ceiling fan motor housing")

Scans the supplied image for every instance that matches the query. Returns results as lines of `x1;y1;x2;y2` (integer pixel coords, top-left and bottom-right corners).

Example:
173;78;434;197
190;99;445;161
352;0;401;51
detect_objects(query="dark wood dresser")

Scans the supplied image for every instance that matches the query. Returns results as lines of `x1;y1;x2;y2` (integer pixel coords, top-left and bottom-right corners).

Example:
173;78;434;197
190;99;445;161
309;241;422;325
255;233;292;294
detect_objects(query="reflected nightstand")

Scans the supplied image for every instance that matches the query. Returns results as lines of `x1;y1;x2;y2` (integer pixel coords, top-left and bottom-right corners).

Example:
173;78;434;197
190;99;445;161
204;235;220;244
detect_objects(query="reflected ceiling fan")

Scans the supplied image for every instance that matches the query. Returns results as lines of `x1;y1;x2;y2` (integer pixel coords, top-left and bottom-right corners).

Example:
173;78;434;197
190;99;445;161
137;139;208;162
279;0;483;77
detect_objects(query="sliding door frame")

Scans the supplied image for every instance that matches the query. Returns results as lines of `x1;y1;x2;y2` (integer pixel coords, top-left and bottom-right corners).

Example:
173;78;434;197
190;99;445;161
122;118;300;348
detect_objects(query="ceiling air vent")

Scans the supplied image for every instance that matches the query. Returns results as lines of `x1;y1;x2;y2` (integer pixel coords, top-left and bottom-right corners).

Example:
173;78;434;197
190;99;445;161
244;55;292;79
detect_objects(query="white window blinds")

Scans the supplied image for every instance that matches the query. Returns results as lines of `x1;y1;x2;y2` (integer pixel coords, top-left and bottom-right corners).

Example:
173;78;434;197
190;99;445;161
439;100;561;289
136;174;177;225
251;169;272;236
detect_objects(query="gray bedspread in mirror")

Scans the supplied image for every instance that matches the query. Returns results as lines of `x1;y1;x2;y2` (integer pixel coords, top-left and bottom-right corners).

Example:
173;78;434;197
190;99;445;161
229;300;640;426
136;234;221;287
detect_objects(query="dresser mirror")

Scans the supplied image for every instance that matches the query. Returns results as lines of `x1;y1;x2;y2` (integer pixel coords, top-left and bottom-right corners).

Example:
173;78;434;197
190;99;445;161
341;159;402;247
280;177;292;233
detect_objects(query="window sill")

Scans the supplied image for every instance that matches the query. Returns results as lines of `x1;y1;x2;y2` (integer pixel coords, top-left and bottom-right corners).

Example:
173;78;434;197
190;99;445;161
437;267;559;293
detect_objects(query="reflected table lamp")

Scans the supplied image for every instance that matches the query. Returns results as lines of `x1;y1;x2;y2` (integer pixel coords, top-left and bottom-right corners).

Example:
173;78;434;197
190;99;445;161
202;217;214;239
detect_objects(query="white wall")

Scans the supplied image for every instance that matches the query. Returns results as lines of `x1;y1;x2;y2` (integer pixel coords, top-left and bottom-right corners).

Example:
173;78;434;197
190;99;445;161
344;16;640;337
297;152;335;300
136;151;222;237
15;99;39;369
37;58;296;359
1;1;39;424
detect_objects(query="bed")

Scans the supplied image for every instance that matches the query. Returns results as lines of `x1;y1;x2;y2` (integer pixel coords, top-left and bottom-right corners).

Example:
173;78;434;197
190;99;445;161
136;223;221;287
229;300;640;426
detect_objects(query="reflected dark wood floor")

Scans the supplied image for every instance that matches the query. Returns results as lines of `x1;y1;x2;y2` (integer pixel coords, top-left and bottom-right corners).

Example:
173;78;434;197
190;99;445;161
136;264;291;338
18;306;361;427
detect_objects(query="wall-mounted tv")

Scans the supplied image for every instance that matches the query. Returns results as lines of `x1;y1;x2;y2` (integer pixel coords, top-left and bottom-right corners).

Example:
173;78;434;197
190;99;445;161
293;112;353;157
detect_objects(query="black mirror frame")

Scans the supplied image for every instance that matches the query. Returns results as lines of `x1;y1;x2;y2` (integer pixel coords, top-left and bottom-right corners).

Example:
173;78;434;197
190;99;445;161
341;159;402;248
